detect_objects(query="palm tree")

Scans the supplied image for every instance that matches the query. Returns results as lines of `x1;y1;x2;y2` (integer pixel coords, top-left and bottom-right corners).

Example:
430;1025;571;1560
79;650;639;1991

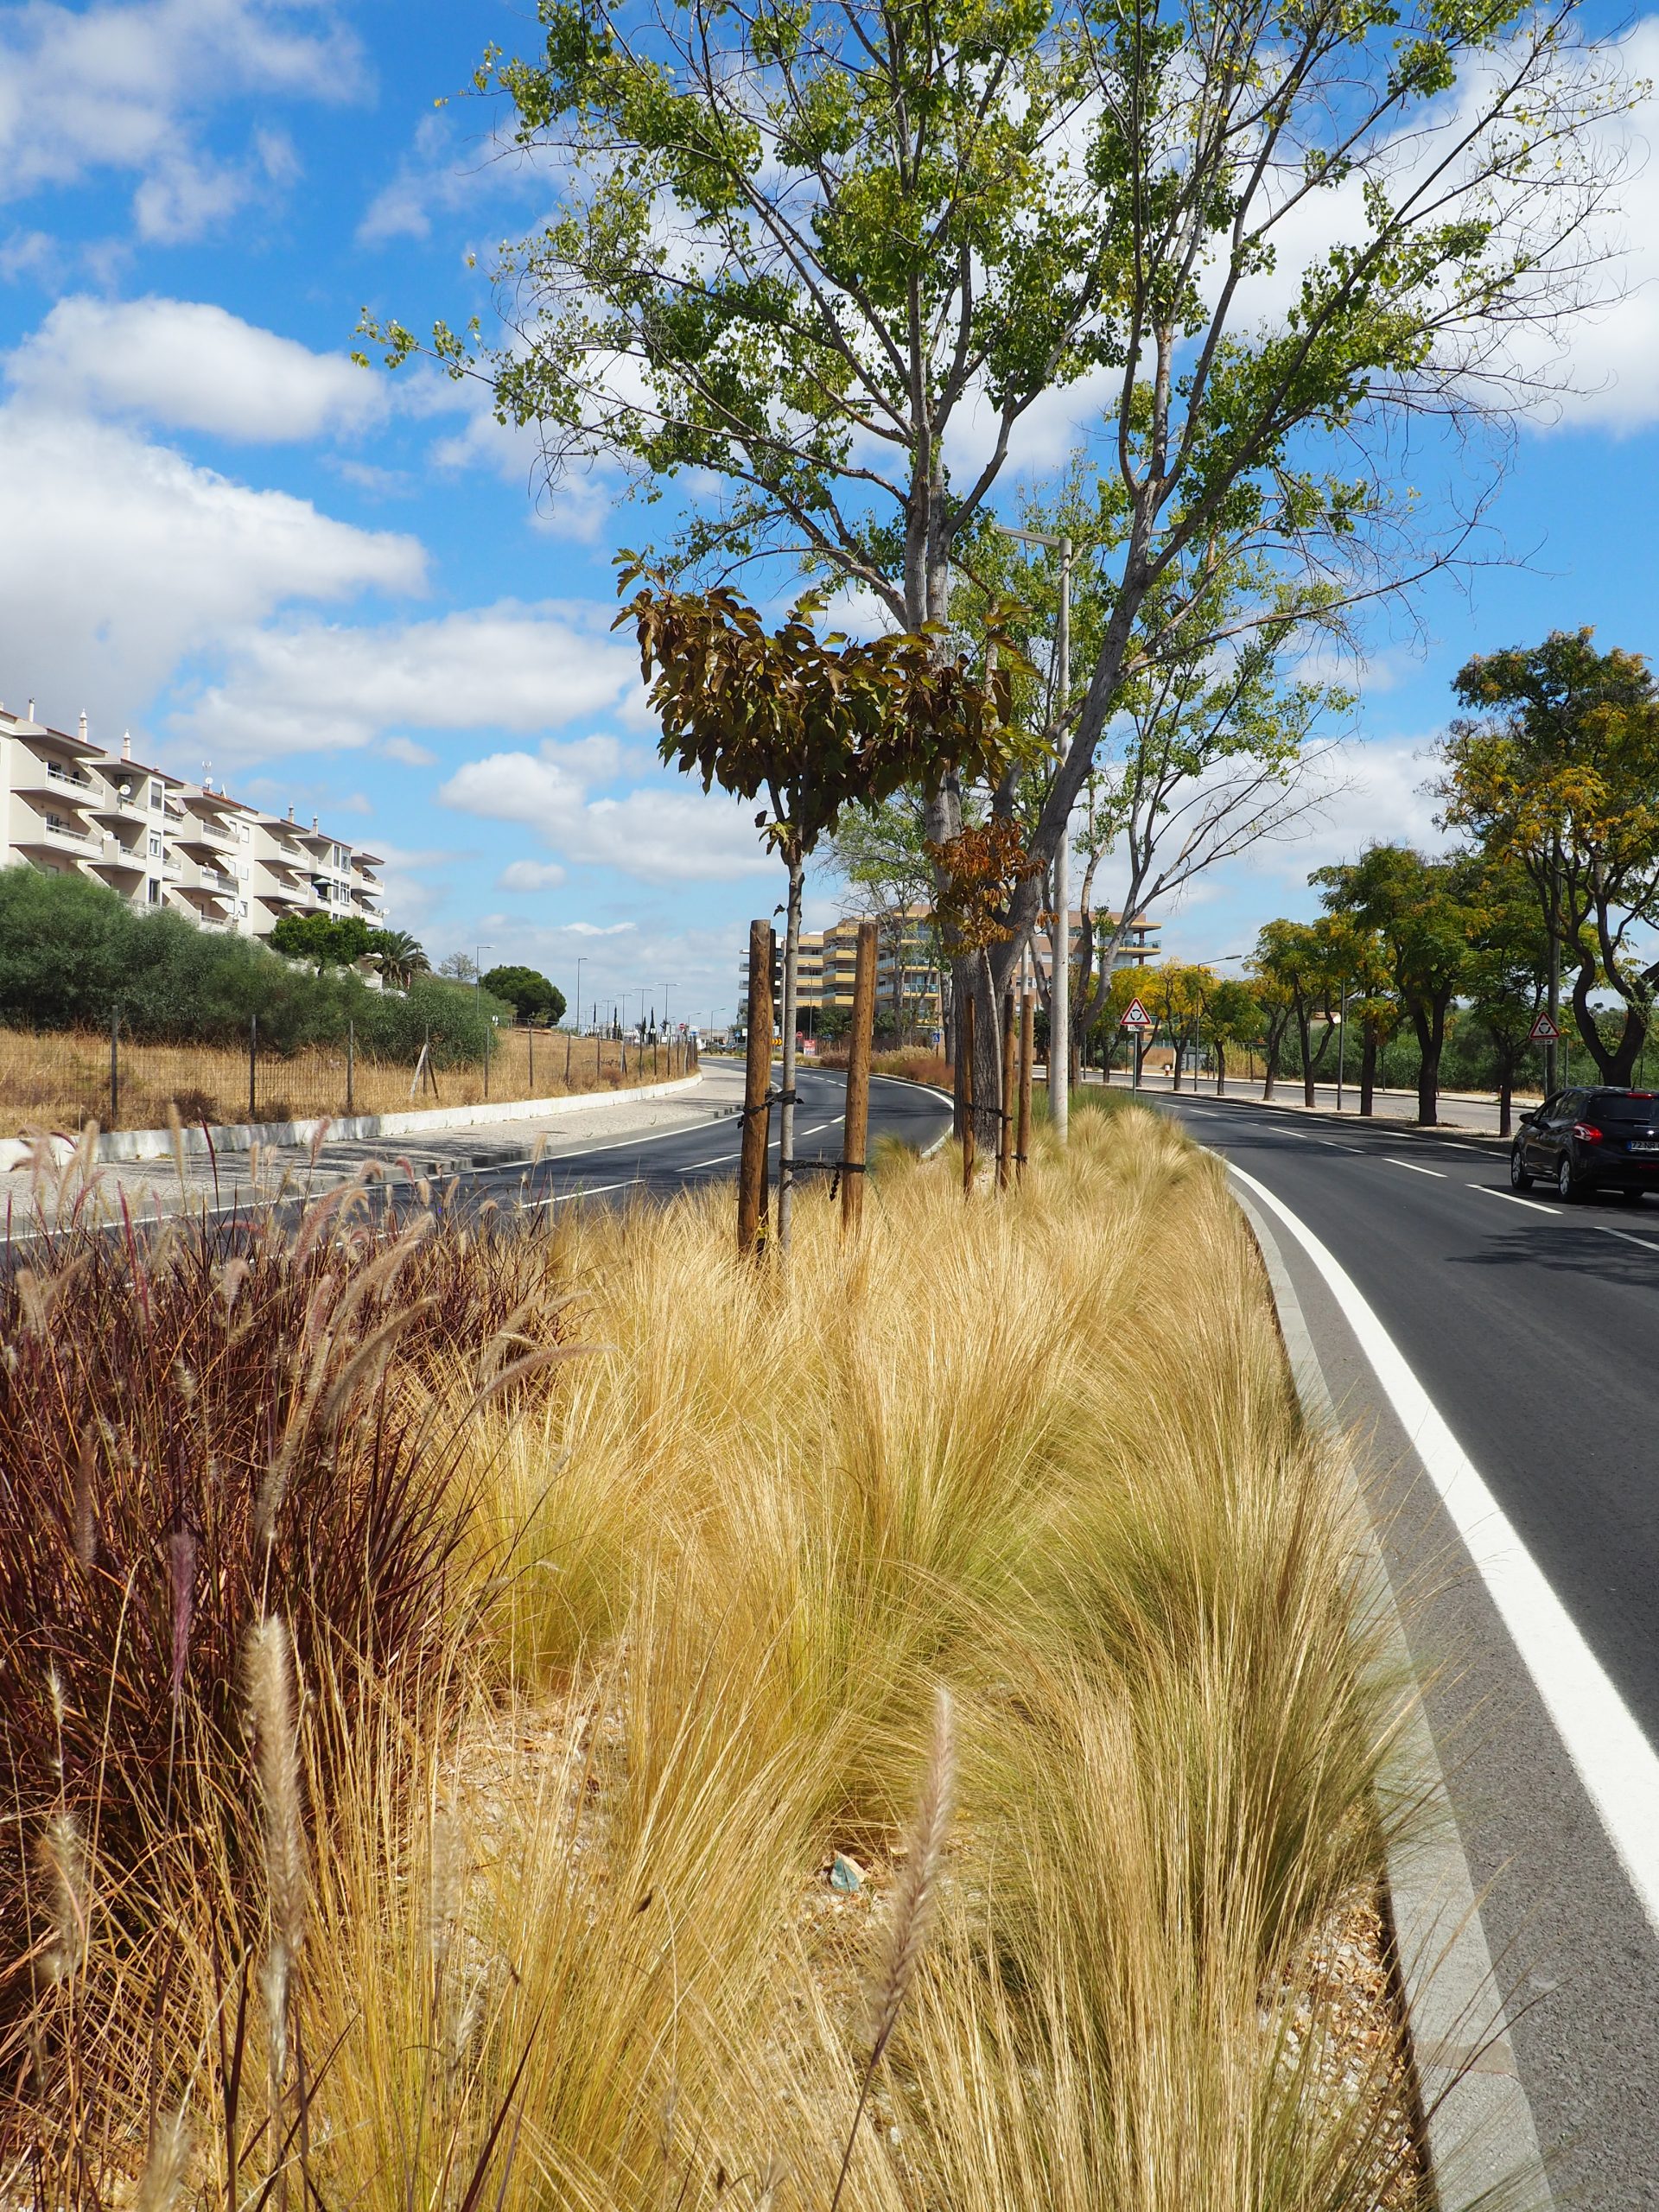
369;929;430;991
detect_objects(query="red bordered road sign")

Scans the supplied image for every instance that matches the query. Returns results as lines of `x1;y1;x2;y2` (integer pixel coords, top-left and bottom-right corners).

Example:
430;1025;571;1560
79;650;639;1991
1529;1012;1560;1042
1120;997;1155;1031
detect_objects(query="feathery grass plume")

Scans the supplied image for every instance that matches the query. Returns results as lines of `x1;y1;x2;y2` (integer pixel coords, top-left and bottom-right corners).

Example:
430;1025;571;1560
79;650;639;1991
72;1431;97;1569
246;1614;308;2117
134;2107;193;2212
830;1686;955;2212
36;1812;90;1985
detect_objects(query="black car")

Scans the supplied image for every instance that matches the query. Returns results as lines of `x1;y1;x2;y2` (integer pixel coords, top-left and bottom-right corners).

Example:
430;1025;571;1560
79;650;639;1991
1510;1088;1659;1200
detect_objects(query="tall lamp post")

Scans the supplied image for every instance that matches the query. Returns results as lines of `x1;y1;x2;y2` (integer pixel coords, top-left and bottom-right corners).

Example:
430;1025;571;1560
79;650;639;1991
474;944;491;1015
995;523;1073;1141
574;957;586;1034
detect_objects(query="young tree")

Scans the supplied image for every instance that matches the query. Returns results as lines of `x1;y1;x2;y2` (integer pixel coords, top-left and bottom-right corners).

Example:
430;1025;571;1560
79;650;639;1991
1255;919;1346;1109
1192;976;1261;1097
365;0;1625;1114
1316;847;1478;1124
1440;630;1659;1086
622;570;1006;1247
437;951;480;984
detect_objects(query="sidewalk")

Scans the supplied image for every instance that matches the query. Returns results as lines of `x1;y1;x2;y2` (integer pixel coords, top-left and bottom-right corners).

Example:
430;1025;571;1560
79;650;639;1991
1096;1066;1522;1137
4;1063;748;1225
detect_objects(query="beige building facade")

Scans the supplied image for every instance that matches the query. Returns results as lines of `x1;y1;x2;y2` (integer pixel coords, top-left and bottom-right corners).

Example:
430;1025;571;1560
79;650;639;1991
0;703;386;939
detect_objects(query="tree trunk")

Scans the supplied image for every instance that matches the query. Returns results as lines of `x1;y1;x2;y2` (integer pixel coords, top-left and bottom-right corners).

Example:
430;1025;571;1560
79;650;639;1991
777;853;804;1251
1298;1008;1315;1108
1216;1041;1227;1096
1414;1003;1446;1126
1359;1027;1377;1117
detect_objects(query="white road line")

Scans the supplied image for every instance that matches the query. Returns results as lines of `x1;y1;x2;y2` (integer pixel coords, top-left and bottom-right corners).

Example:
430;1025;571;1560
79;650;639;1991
1597;1224;1659;1255
1468;1183;1556;1214
1385;1157;1445;1178
524;1177;636;1211
1317;1139;1363;1152
1230;1159;1659;1936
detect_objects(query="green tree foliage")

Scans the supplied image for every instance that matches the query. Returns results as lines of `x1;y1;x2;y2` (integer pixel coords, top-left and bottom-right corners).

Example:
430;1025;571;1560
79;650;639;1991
620;566;1009;1244
481;964;567;1025
1192;975;1261;1097
1255;919;1349;1109
1315;847;1478;1125
0;871;504;1064
365;0;1626;1102
371;929;432;990
270;911;379;974
1440;629;1659;1084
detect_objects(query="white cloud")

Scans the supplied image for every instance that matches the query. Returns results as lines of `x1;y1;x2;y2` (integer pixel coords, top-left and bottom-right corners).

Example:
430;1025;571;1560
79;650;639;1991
440;737;776;886
171;606;640;760
498;859;569;892
357;111;532;245
0;0;360;238
0;401;423;738
380;735;437;768
7;296;385;442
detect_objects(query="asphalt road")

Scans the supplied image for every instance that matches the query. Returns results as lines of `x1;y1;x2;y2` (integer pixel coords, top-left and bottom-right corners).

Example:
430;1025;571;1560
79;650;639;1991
436;1062;953;1220
1101;1064;1531;1135
1154;1090;1659;2206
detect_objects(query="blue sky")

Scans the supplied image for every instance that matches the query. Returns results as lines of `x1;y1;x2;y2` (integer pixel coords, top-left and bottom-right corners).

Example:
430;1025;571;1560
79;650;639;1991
3;0;1658;1023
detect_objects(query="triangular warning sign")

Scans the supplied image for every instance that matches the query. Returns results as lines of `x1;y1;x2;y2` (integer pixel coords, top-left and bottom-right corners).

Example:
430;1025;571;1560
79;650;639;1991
1120;997;1155;1030
1529;1012;1560;1042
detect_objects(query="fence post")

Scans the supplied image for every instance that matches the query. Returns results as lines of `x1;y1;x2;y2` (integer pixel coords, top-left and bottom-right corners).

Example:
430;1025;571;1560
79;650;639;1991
738;918;774;1257
841;920;877;1238
248;1011;257;1123
961;994;976;1196
997;991;1016;1190
529;1022;535;1095
1016;993;1033;1181
346;1020;355;1117
483;1020;491;1101
109;1005;119;1132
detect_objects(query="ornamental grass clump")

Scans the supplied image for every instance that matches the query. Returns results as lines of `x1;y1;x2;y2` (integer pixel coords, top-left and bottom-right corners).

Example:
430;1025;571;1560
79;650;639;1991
0;1176;574;2118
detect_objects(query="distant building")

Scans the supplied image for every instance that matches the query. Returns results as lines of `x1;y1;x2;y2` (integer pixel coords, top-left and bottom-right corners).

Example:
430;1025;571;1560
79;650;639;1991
0;702;387;939
736;904;1162;1033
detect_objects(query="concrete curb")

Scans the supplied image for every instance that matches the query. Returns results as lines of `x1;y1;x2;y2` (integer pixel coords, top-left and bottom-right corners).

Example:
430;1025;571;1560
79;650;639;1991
1231;1183;1554;2212
0;1072;703;1173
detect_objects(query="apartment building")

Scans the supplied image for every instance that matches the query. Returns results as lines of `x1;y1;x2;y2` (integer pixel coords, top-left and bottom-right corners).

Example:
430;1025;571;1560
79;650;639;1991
739;904;1162;1034
0;702;386;939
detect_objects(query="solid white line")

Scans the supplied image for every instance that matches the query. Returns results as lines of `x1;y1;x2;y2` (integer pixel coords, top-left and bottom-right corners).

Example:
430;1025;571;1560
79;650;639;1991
1597;1224;1659;1255
1468;1183;1556;1214
1229;1159;1659;1935
1384;1157;1445;1178
524;1176;636;1211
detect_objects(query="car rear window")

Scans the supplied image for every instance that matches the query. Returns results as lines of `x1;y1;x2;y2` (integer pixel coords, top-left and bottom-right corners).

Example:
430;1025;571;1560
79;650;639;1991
1588;1094;1659;1127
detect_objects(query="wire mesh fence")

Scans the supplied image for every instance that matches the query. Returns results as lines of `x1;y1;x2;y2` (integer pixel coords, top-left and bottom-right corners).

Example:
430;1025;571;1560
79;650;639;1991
0;1025;699;1138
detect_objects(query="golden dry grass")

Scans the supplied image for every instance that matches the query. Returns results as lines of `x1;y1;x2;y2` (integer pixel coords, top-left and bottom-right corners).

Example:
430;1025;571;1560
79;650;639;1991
10;1105;1428;2211
0;1026;683;1135
297;1107;1421;2211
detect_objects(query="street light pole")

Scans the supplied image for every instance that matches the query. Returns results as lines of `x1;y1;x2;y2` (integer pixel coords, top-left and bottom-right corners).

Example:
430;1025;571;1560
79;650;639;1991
575;957;585;1033
994;524;1073;1141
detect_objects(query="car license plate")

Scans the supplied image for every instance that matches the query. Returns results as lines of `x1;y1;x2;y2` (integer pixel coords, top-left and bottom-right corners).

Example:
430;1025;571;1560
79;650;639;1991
1630;1141;1659;1153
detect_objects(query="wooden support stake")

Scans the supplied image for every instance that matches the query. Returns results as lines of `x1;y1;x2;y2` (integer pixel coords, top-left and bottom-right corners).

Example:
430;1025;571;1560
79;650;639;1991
961;993;976;1196
738;918;774;1257
997;992;1016;1190
842;920;877;1238
1016;992;1033;1181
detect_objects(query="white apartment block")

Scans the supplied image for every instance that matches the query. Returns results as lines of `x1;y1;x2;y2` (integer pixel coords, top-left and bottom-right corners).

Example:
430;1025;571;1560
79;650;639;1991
0;702;386;939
